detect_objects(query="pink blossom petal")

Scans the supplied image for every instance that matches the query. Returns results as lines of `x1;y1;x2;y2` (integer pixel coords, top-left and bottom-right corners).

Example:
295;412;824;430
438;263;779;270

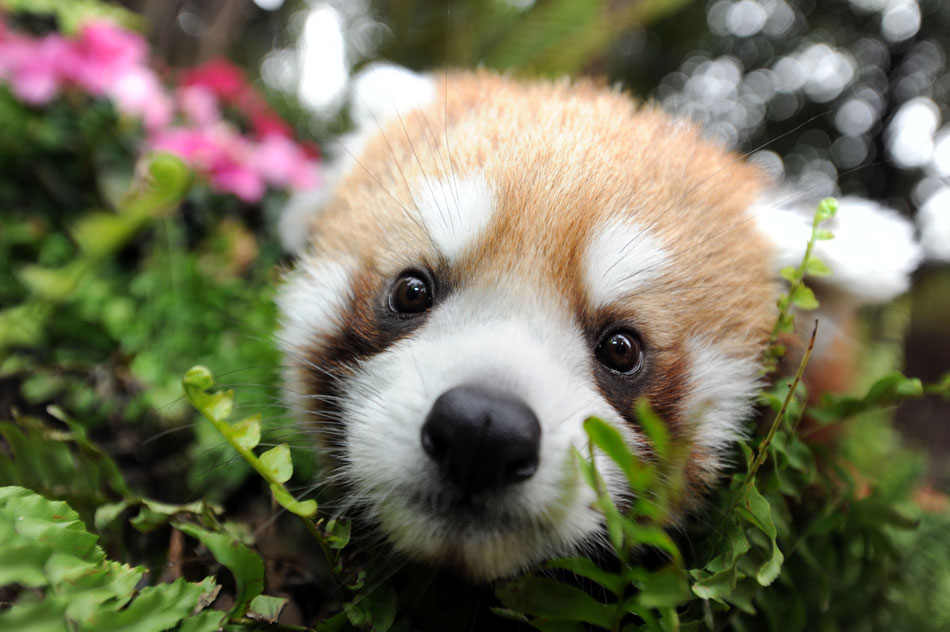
71;19;147;94
211;162;266;202
181;59;249;102
109;66;172;130
150;124;266;201
178;85;220;126
252;134;318;190
8;35;73;104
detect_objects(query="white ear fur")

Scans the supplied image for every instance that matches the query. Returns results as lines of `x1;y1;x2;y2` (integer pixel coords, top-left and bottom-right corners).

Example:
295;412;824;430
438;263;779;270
347;62;438;134
278;63;436;253
918;188;950;262
754;195;923;304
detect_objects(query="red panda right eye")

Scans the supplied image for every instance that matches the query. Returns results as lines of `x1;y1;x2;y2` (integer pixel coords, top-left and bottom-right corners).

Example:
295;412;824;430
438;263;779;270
389;274;432;314
595;330;643;374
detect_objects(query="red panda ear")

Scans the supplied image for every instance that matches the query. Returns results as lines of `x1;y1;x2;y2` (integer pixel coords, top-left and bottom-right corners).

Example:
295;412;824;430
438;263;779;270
753;194;923;305
279;63;436;253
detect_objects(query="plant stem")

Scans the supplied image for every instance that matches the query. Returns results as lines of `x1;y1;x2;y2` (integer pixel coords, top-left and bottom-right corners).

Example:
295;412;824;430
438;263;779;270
749;320;818;483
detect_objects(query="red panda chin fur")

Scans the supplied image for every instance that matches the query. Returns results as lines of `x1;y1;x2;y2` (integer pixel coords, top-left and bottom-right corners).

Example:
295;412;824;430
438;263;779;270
276;69;916;581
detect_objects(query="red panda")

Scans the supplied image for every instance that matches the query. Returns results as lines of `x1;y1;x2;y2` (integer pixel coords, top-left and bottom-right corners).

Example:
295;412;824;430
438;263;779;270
276;65;921;581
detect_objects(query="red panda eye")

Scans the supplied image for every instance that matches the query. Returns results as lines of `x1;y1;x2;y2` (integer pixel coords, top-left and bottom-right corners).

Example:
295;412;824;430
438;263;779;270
595;330;643;374
389;273;432;314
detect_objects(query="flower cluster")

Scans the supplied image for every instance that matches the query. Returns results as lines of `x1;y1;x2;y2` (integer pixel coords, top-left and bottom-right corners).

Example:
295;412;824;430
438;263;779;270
153;60;319;202
0;16;319;203
0;17;172;128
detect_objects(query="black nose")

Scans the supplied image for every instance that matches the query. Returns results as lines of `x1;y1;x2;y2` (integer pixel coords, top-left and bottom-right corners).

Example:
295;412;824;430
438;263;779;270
421;384;542;495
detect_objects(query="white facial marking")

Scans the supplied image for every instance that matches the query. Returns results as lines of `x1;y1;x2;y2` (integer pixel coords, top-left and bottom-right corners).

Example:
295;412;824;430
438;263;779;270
412;174;496;262
276;256;353;355
339;285;631;579
752;194;922;304
683;337;762;467
583;217;672;307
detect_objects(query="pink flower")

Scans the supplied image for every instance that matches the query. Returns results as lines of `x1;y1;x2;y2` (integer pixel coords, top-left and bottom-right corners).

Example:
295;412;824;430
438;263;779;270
0;32;74;104
209;161;266;202
110;65;173;130
253;134;319;190
181;59;249;103
70;19;147;95
178;85;220;126
250;109;292;139
0;16;322;203
151;124;266;202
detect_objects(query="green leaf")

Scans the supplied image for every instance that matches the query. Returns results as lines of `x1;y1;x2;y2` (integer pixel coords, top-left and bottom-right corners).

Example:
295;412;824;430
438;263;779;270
495;576;614;628
70;212;135;260
344;585;397;632
636;398;671;459
122;152;193;219
178;610;227;632
572;446;624;550
0;487;216;631
756;539;784;586
183;366;234;422
86;577;217;632
815;228;835;240
804;257;832;277
247;594;288;623
93;501;130;532
0;486;103;587
260;444;293;483
691;563;738;601
790;284;819;310
174;522;265;619
127;499;220;533
737;483;777;539
635;564;690;608
231;415;262;451
815;198;839;222
812;372;926;422
623;522;682;562
269;484;318;518
583;416;653;491
780;266;799;283
545;557;625;595
325;518;352;550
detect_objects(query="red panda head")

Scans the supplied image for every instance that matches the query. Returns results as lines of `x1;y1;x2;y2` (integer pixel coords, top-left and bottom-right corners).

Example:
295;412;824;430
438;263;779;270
277;66;921;580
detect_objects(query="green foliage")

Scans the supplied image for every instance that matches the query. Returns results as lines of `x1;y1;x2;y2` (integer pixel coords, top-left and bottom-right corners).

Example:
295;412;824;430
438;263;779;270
763;197;838;373
0;408;132;526
0;486;219;632
373;0;689;77
0;0;141;33
183;367;319;521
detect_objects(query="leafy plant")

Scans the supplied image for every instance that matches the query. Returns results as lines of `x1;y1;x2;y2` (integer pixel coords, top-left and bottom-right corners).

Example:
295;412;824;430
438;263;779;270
0;485;219;632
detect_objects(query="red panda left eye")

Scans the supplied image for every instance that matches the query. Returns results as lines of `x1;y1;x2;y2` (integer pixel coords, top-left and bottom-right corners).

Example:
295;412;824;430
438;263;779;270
389;273;432;314
595;330;643;374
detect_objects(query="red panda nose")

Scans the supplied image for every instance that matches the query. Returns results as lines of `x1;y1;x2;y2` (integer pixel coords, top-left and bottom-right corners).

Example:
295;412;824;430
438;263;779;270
421;384;542;495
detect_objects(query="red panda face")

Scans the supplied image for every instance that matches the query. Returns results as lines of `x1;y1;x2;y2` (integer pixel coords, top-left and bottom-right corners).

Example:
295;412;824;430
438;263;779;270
277;68;920;580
